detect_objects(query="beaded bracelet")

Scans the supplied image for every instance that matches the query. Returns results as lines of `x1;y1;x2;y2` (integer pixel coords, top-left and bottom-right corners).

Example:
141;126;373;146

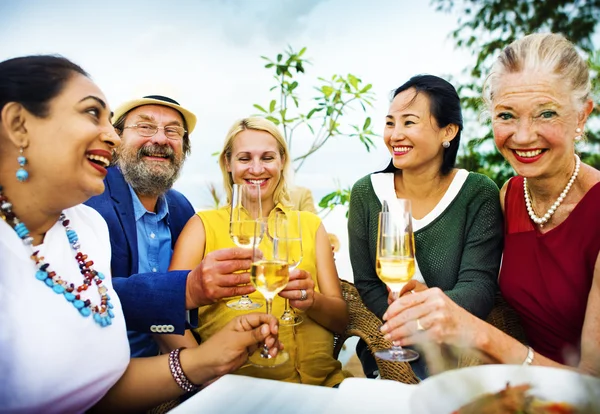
168;347;199;393
522;346;535;366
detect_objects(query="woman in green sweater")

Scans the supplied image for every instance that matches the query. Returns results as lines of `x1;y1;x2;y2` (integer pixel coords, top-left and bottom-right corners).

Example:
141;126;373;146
347;74;503;379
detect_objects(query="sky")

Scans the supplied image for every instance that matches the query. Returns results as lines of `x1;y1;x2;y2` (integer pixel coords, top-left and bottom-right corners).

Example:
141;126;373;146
0;0;473;278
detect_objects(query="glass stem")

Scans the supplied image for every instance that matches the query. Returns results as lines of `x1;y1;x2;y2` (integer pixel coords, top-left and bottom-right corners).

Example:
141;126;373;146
390;290;403;356
261;298;273;358
265;298;272;316
284;298;291;312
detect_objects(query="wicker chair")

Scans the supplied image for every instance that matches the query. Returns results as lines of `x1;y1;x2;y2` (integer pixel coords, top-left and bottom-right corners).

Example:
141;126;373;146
334;280;420;384
335;280;527;383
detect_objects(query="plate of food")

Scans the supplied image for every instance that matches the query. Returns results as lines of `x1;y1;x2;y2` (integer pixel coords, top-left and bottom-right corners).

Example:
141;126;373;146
409;364;600;413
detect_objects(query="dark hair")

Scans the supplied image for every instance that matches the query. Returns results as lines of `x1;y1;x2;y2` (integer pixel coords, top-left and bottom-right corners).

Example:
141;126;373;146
379;74;463;175
0;55;88;119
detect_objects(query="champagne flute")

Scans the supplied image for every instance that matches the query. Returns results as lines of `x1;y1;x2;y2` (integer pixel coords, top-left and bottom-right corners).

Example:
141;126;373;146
248;223;290;367
226;183;264;310
272;211;303;326
375;200;420;362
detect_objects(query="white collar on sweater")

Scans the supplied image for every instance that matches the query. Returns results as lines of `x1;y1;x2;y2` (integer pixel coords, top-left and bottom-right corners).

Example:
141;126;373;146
369;169;469;286
370;169;469;231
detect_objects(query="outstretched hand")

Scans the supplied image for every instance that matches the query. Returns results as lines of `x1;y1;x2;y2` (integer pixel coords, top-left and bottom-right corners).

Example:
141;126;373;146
185;247;256;308
380;287;480;349
189;313;282;385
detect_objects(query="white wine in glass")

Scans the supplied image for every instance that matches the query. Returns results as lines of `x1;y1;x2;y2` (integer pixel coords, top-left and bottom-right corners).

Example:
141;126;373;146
227;183;264;310
375;200;420;362
271;211;303;326
248;231;290;367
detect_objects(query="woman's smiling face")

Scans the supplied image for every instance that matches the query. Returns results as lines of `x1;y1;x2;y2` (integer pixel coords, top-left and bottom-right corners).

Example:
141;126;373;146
227;129;284;212
384;88;448;173
23;73;119;201
491;71;583;180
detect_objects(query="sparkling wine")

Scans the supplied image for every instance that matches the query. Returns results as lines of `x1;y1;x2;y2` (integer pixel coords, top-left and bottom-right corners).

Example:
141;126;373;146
230;220;263;248
274;237;302;270
376;256;415;292
251;260;289;300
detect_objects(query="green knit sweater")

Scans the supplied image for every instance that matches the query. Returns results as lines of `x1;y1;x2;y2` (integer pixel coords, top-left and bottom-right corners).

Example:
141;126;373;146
347;171;503;321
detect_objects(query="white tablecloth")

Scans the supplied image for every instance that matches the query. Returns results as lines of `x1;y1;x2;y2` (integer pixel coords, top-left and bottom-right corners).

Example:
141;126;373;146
170;375;416;414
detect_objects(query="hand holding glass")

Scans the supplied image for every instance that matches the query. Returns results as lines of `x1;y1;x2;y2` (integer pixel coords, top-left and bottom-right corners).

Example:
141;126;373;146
227;183;264;310
375;200;420;362
248;226;290;367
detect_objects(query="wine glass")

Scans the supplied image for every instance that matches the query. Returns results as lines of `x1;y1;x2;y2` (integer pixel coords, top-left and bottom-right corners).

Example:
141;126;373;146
272;211;303;326
248;222;290;367
375;199;420;362
227;183;264;310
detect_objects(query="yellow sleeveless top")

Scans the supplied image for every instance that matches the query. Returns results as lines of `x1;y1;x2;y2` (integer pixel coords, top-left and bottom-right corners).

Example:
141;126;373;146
195;205;345;387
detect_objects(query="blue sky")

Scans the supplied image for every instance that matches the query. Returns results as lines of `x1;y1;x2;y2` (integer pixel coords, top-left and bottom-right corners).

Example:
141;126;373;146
0;0;513;280
0;0;472;207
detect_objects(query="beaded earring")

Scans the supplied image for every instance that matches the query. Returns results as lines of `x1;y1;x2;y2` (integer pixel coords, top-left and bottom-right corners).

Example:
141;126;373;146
16;147;28;182
575;127;582;142
442;141;450;149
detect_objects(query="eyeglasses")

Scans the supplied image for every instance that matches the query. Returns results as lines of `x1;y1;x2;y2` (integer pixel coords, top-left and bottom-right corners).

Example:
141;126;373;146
123;122;186;140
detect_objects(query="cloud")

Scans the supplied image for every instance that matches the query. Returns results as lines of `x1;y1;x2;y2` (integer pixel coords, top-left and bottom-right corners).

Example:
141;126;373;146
214;0;330;45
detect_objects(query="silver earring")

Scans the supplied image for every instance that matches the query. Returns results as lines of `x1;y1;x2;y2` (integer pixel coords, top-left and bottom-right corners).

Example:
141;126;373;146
442;141;450;149
575;127;582;141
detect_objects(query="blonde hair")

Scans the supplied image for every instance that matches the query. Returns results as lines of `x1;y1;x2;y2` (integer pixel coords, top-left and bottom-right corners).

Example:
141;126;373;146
218;116;291;207
483;33;591;111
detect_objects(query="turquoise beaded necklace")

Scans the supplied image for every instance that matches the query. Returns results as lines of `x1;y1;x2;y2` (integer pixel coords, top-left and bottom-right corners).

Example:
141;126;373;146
0;185;115;327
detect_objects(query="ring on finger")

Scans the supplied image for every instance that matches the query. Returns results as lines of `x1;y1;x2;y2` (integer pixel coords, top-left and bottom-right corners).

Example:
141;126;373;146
300;289;307;301
416;318;425;331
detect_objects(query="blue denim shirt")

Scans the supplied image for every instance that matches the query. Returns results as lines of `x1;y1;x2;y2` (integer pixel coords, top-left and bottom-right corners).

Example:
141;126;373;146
127;185;172;357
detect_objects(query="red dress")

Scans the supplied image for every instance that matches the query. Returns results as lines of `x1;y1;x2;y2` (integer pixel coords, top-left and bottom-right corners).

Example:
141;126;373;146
499;176;600;364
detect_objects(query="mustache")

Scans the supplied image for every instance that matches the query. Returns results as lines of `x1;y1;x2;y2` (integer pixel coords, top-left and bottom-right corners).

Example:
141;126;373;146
137;144;175;161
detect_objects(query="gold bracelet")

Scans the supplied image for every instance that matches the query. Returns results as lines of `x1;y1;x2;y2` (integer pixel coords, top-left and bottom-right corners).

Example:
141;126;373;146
522;346;534;366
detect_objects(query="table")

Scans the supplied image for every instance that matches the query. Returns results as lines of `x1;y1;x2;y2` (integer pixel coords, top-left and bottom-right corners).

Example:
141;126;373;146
170;375;417;414
169;375;337;414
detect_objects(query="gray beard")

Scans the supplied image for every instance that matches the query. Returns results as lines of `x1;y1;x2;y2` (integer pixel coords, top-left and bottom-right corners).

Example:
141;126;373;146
115;143;185;198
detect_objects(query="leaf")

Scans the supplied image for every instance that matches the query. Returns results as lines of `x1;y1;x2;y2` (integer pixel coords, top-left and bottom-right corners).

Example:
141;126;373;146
322;85;334;97
298;47;307;56
348;74;359;89
253;104;267;113
269;99;276;113
266;116;280;125
363;117;371;129
318;192;337;207
307;107;323;119
360;84;373;93
277;53;283;62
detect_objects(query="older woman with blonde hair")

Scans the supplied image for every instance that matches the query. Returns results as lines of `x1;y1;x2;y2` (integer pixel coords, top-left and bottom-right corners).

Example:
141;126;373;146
162;116;348;387
381;33;600;376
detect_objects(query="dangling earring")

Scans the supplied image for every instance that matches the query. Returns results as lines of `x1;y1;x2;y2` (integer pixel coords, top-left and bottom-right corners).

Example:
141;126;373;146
16;147;29;182
575;127;582;142
442;141;450;149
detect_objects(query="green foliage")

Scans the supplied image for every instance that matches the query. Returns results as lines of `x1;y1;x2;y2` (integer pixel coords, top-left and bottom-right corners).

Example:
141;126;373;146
318;185;352;218
254;45;377;174
432;0;600;182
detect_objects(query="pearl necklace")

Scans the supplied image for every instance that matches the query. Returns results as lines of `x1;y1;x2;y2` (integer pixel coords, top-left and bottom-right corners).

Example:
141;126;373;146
523;154;580;227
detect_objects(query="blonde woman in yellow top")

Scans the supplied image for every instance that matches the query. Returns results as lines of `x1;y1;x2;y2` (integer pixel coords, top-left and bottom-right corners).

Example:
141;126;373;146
161;117;348;387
